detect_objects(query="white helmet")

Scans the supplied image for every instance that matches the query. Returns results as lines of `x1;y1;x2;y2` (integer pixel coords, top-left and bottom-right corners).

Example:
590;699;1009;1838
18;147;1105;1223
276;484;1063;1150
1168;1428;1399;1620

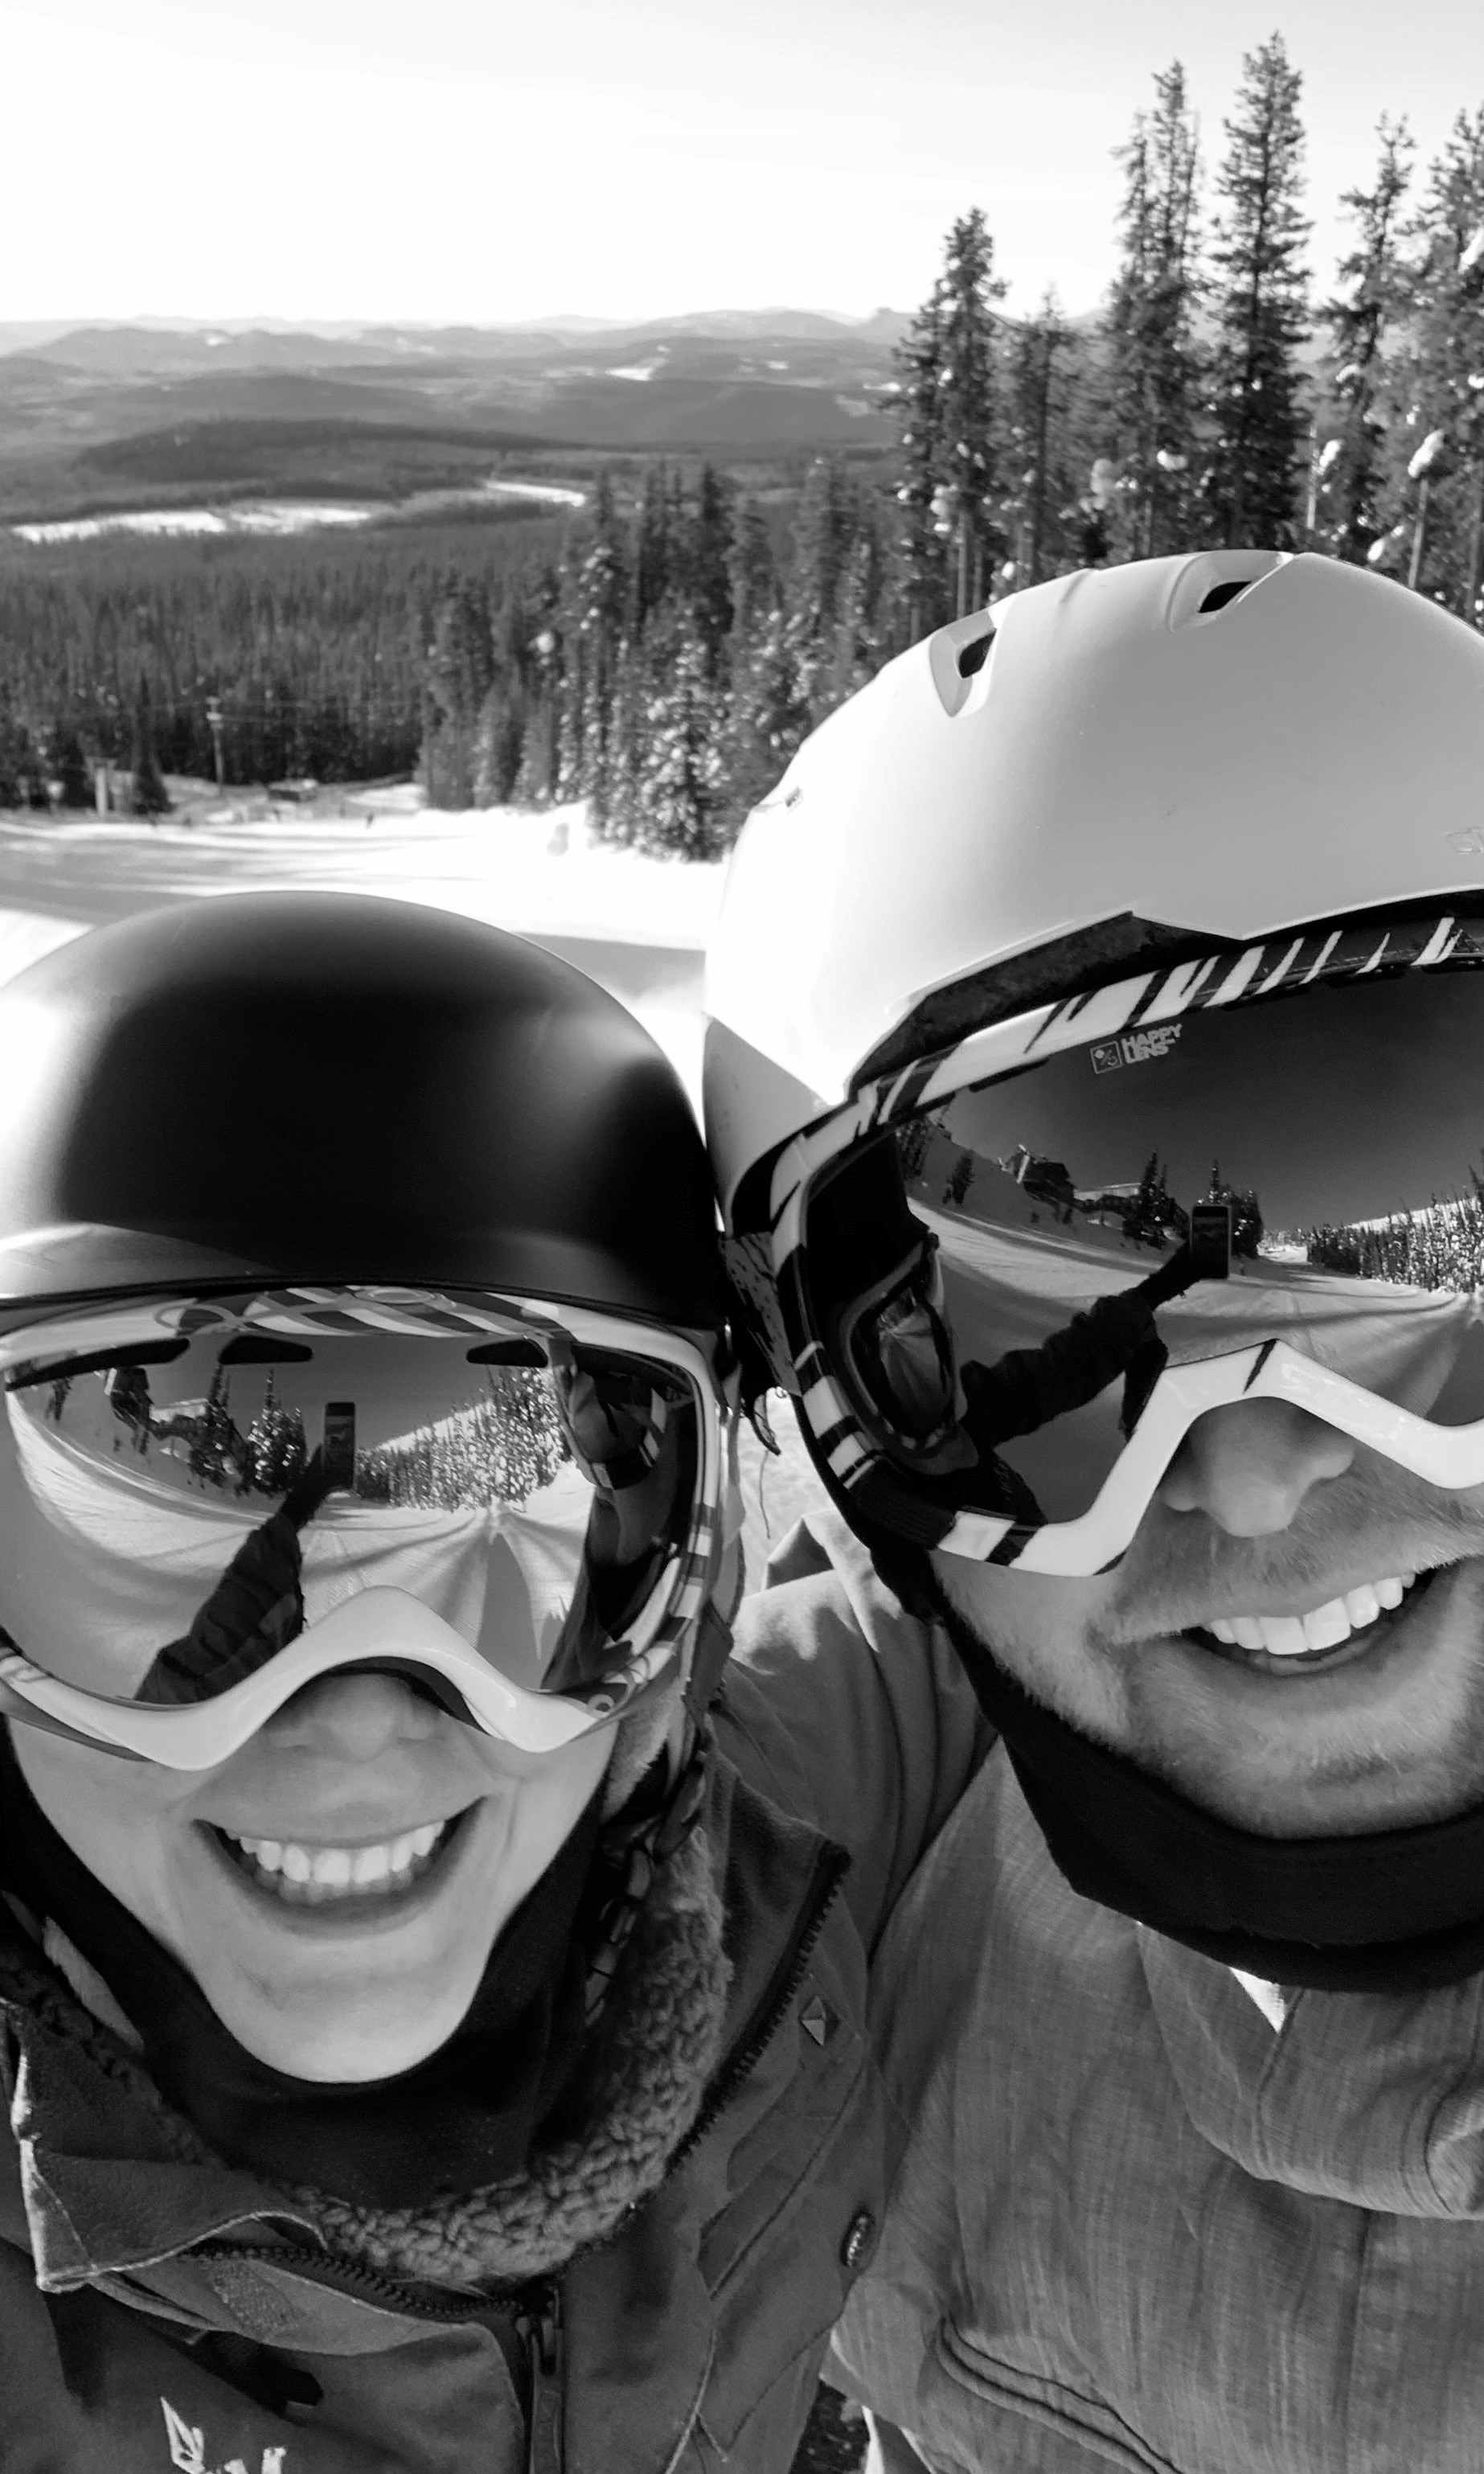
703;552;1484;1996
706;548;1484;1234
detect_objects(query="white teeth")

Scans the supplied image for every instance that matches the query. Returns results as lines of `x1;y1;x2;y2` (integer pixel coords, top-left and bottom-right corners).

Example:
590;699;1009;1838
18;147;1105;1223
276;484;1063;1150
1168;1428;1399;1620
1301;1598;1353;1652
1259;1615;1310;1656
221;1820;453;1902
1204;1575;1416;1660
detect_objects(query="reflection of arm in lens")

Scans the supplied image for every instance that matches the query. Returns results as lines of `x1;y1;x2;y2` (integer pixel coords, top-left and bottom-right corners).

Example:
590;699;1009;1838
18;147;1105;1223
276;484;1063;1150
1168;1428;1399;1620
135;1451;336;1705
960;1244;1201;1454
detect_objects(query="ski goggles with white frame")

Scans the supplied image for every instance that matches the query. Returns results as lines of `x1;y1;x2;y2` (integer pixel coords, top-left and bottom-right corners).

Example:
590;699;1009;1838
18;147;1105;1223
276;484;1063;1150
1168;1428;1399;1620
727;910;1484;1577
0;1284;724;1766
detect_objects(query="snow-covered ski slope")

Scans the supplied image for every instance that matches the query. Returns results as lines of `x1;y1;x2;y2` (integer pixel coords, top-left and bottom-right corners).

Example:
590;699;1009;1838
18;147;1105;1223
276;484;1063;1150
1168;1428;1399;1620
0;799;724;1099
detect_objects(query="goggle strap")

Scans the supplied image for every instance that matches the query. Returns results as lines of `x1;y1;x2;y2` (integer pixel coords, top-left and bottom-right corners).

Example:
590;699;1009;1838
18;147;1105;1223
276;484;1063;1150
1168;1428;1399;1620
683;1602;735;1726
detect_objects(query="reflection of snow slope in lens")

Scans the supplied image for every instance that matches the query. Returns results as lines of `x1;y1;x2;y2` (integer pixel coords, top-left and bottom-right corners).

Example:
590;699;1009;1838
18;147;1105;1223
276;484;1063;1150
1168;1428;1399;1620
0;1389;260;1689
301;1464;595;1688
921;1204;1481;1524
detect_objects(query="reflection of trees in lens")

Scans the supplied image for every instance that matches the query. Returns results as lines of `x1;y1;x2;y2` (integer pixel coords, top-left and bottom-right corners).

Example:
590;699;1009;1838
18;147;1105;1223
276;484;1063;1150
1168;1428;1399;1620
355;1371;570;1510
45;1376;72;1425
895;1118;934;1184
1207;1160;1262;1261
1309;1171;1484;1289
188;1368;244;1490
243;1372;307;1496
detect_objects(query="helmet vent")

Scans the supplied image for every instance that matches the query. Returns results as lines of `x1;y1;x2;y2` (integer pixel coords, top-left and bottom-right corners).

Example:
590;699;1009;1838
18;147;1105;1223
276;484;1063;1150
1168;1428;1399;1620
1197;581;1252;615
956;622;997;679
929;610;998;714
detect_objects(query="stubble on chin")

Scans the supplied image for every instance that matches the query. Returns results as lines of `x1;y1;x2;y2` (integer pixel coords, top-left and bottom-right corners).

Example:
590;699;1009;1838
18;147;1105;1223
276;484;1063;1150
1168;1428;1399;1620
933;1463;1484;1836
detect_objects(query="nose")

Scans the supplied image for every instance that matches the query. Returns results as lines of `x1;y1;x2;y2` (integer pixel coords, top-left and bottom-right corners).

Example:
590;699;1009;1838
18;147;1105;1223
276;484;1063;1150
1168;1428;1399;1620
258;1668;442;1762
1158;1397;1355;1536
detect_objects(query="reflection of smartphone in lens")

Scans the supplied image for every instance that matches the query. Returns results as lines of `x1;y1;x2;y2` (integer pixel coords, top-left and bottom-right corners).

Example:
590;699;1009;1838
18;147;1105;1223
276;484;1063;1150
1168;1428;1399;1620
323;1402;357;1491
1189;1204;1232;1281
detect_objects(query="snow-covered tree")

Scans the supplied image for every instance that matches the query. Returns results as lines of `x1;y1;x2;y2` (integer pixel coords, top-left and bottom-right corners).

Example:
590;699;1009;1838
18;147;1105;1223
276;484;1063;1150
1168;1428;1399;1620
634;620;728;858
1202;35;1311;549
689;464;736;679
1316;117;1413;565
1002;296;1088;585
244;1373;307;1497
1103;63;1205;557
893;209;1007;630
1396;109;1484;617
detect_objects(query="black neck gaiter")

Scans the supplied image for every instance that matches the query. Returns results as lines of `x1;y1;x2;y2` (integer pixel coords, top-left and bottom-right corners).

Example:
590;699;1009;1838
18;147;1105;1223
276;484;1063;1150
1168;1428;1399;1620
0;1727;606;2209
936;1596;1484;1994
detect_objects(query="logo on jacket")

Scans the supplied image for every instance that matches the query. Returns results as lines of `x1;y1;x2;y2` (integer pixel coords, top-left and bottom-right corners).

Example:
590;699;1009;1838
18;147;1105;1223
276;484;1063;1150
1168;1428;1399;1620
1090;1022;1182;1074
162;2396;286;2474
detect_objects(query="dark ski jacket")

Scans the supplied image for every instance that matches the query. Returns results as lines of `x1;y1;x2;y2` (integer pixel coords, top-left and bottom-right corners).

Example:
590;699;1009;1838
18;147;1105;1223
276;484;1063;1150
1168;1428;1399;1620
0;1518;986;2474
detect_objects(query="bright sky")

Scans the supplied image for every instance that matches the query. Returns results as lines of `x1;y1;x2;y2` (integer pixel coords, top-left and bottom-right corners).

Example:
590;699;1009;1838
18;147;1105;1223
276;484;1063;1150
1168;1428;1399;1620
4;0;1483;327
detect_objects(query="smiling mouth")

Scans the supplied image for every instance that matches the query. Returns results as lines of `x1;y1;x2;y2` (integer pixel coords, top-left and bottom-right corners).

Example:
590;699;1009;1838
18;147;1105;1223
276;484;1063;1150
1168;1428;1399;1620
1187;1570;1437;1677
210;1808;471;1906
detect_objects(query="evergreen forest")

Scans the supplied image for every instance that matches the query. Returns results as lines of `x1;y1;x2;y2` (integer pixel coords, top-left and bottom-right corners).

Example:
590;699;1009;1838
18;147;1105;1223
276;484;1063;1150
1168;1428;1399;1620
3;34;1483;851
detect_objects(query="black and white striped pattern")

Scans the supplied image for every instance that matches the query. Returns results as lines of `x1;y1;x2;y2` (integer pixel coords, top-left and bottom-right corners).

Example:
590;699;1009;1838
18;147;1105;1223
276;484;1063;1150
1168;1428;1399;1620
739;907;1484;1567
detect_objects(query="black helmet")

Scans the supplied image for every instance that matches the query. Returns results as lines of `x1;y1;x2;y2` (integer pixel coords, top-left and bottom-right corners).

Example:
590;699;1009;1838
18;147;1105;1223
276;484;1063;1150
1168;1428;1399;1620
0;892;736;1781
0;892;722;1326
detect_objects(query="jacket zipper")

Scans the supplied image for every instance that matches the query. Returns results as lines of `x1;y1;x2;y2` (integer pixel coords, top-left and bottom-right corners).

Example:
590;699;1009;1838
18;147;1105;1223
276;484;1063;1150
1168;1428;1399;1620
178;1842;848;2472
184;2236;516;2321
520;2280;565;2474
665;1840;850;2181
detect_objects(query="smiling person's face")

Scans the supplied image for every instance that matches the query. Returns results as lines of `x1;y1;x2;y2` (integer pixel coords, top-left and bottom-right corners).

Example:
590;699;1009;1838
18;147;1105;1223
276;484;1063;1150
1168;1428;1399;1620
9;1673;615;2081
935;1394;1484;1840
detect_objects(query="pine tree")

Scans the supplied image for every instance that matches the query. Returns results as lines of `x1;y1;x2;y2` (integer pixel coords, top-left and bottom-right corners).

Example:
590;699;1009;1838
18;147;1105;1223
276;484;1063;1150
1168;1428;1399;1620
129;679;170;816
689;465;736;680
244;1372;307;1496
892;209;1007;631
1203;35;1312;549
635;622;727;859
934;209;1007;613
893;280;950;636
1314;118;1413;566
719;605;812;836
1397;109;1484;617
726;500;779;646
0;699;35;809
633;464;674;635
568;470;628;818
421;581;493;809
1003;297;1088;585
1103;64;1205;558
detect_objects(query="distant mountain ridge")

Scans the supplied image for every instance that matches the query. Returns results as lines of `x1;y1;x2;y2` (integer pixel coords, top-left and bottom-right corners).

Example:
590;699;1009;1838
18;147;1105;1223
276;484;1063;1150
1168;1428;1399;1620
0;309;913;373
0;313;909;515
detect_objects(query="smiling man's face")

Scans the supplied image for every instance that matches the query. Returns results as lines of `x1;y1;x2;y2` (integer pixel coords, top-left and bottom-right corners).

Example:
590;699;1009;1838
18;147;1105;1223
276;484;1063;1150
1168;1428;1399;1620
9;1672;615;2081
935;1393;1484;1839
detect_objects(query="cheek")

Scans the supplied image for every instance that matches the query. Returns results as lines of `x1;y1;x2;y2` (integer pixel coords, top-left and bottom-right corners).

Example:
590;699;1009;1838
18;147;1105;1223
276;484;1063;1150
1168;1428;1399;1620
933;1559;1130;1737
6;1725;186;1934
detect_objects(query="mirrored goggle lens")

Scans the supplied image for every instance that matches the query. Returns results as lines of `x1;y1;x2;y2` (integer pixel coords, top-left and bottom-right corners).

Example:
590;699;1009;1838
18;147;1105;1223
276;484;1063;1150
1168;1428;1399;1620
801;962;1484;1531
0;1290;702;1709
